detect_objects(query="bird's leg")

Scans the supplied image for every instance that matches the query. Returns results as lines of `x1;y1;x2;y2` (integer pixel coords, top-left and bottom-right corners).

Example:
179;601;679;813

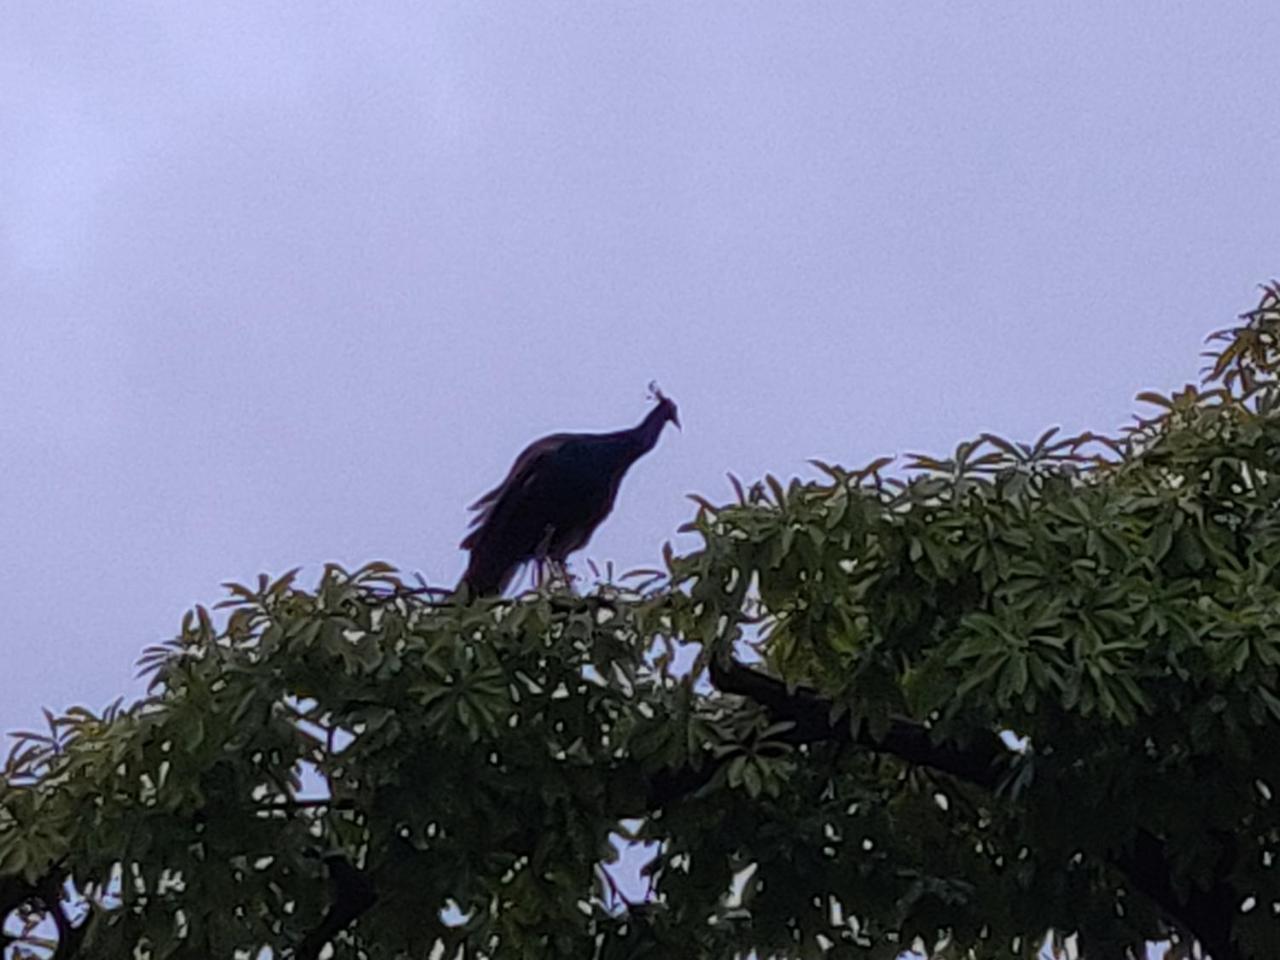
532;525;556;591
546;558;576;593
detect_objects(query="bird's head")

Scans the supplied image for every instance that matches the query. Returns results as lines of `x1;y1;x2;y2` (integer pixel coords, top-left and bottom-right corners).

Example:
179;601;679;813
648;381;680;430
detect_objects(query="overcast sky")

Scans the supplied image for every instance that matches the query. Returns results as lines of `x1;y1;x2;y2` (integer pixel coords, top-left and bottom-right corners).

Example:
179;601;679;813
2;3;1278;749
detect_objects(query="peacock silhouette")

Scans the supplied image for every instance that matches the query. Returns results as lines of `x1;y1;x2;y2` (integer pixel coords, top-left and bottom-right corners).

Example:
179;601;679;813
459;385;679;597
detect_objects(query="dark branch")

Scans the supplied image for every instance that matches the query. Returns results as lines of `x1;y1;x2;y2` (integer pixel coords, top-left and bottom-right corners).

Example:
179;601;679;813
256;797;354;812
1115;830;1237;960
707;654;1006;786
296;853;377;960
0;874;40;953
705;653;1243;960
39;870;87;959
0;867;88;960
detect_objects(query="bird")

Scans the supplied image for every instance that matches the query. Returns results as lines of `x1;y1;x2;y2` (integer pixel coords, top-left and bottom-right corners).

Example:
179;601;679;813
459;385;680;597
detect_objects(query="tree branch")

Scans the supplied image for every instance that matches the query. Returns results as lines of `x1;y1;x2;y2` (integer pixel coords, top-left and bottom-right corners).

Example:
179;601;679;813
0;874;40;953
707;654;1006;787
0;867;88;960
1116;830;1237;960
704;653;1243;960
296;853;377;960
2;852;378;960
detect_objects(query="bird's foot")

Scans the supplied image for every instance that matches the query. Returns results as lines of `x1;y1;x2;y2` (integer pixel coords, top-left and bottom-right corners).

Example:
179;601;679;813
544;560;576;594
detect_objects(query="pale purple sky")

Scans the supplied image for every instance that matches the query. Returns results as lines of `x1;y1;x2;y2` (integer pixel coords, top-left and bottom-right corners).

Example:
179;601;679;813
2;3;1278;739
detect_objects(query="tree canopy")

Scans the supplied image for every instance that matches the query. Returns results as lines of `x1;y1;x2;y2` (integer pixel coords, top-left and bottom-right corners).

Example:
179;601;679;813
5;285;1280;960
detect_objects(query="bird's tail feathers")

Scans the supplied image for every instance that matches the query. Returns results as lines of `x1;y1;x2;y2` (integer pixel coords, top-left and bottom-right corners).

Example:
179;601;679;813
458;553;515;599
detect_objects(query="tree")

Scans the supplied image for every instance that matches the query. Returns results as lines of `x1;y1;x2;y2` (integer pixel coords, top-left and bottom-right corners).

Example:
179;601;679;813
4;286;1280;960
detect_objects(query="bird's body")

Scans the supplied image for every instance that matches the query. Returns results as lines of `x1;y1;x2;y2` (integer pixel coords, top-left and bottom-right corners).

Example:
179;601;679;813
459;392;679;597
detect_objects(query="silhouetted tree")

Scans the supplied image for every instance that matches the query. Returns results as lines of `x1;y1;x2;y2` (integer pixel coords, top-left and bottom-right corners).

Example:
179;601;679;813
4;286;1280;959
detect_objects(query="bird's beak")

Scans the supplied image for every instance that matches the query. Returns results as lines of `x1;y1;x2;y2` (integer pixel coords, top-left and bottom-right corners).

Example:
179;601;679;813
673;412;682;431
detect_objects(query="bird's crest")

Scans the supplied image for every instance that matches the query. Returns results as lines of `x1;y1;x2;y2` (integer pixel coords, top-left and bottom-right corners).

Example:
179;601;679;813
647;381;680;428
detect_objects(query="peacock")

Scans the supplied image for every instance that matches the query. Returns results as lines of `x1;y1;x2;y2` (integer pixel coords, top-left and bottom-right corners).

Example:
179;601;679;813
459;386;679;597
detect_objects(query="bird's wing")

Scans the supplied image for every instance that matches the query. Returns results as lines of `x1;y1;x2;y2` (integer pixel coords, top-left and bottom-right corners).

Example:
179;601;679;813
461;433;572;546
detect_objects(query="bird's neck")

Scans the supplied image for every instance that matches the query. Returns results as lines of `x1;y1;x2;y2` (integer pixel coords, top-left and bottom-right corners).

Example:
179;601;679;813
597;405;669;469
631;404;669;454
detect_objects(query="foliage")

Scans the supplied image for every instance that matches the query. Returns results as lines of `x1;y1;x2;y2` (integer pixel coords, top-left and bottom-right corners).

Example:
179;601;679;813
4;285;1280;959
